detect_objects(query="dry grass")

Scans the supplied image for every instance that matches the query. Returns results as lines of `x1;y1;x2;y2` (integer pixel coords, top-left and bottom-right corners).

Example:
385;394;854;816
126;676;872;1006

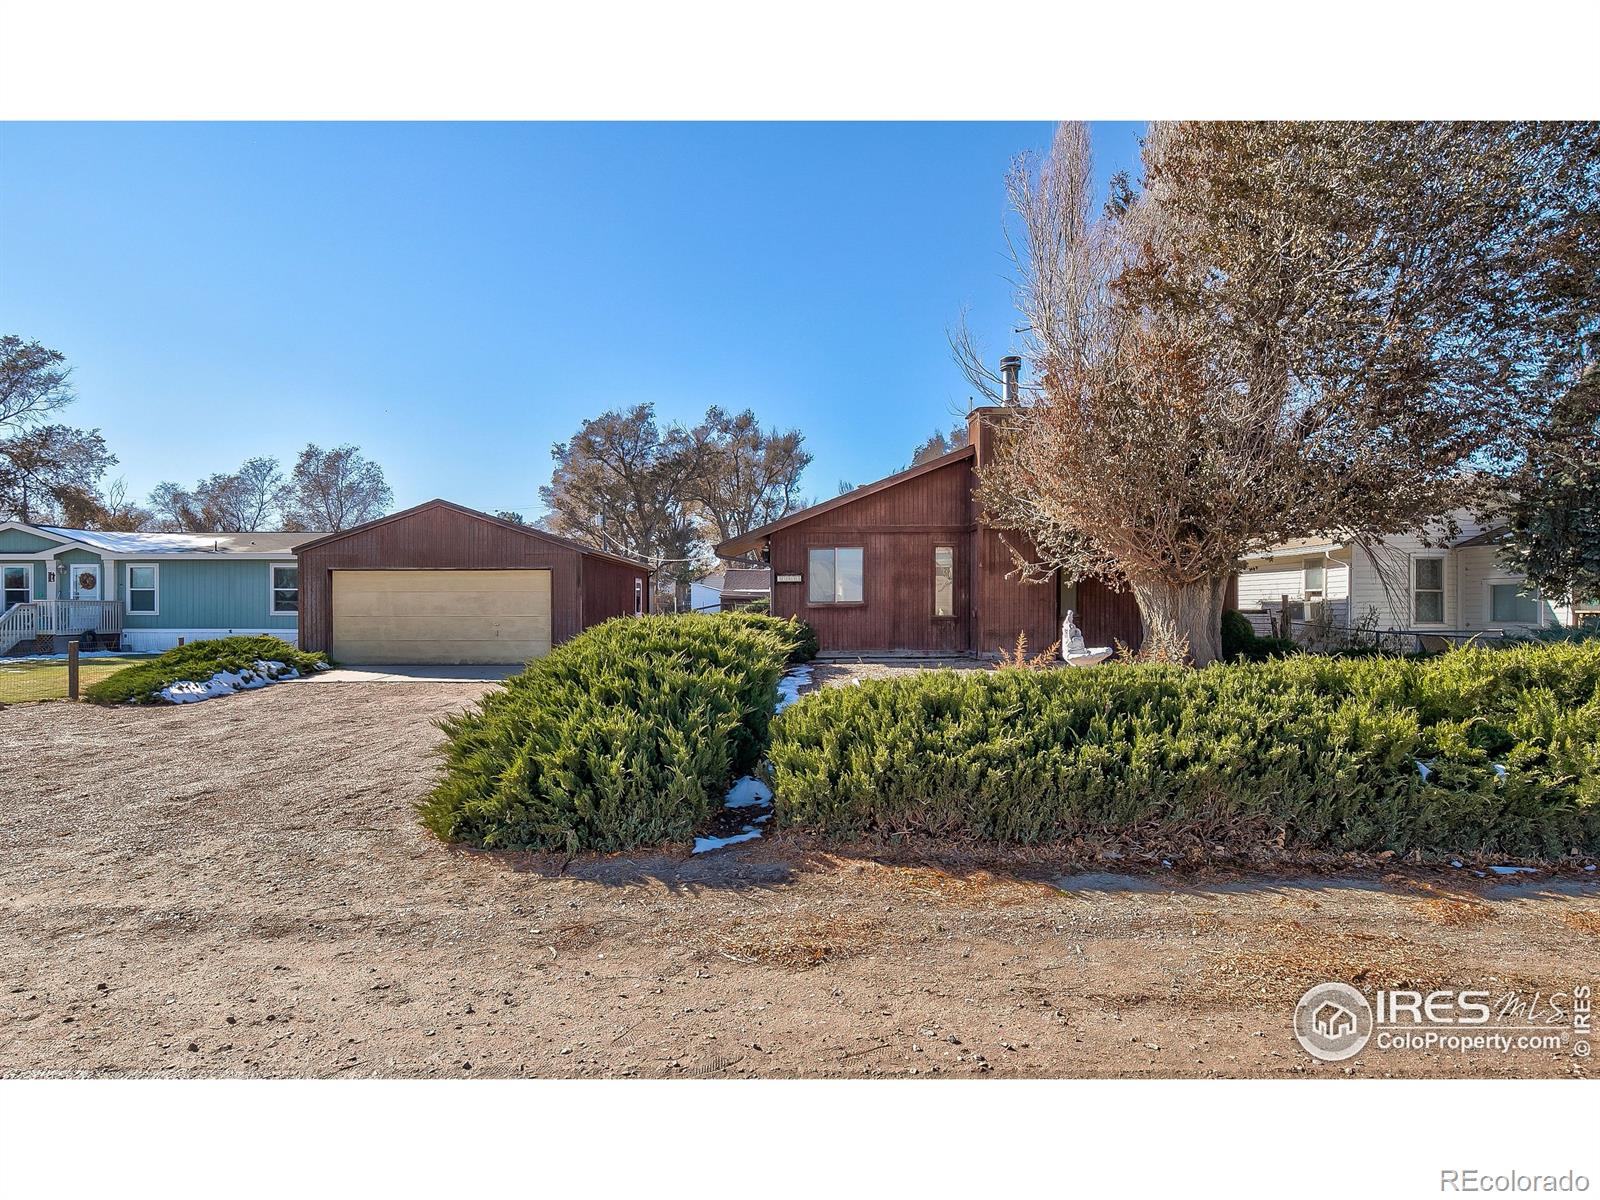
0;654;156;704
1205;918;1471;1004
720;913;886;971
1563;911;1600;938
1413;897;1497;927
869;864;1055;907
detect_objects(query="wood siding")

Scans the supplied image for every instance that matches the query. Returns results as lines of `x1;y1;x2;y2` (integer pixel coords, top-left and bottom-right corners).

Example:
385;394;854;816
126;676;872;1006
768;456;976;654
973;524;1059;657
582;554;650;628
1076;578;1143;651
298;502;647;656
766;454;1064;656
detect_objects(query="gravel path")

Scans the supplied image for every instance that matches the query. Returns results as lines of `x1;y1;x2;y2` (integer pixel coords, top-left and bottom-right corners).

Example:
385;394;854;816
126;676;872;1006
3;680;1596;1078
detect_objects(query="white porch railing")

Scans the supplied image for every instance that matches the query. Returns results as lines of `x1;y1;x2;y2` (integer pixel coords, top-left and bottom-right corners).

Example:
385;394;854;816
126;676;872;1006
0;600;123;655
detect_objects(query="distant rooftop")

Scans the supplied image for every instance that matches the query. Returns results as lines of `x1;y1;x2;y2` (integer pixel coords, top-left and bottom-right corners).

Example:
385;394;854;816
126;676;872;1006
722;567;771;594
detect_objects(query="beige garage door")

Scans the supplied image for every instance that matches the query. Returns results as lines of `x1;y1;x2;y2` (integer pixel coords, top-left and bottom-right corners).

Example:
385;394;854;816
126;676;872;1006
331;570;552;664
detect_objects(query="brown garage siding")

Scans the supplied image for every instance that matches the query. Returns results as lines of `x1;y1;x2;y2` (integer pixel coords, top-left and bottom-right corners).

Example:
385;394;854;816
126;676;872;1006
581;555;650;628
296;500;647;657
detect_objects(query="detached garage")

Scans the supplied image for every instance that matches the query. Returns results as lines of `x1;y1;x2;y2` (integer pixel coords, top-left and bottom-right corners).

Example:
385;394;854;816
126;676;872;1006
295;499;651;665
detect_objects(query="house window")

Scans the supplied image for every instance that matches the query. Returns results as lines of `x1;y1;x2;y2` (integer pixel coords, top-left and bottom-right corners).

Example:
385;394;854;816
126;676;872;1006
933;546;955;617
1302;558;1325;602
270;564;299;615
1412;556;1445;625
126;564;159;615
807;547;863;604
634;577;644;616
1490;582;1541;624
3;564;31;610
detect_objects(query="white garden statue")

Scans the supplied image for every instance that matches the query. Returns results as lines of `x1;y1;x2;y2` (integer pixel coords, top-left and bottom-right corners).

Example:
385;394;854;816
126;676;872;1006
1060;609;1113;667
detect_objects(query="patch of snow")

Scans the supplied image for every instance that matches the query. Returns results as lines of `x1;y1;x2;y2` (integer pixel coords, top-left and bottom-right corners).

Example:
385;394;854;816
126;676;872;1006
155;659;301;705
774;665;813;712
1488;865;1538;876
1415;759;1434;781
724;776;773;808
693;827;765;853
1449;860;1464;869
693;665;806;853
1586;865;1597;873
1491;763;1508;780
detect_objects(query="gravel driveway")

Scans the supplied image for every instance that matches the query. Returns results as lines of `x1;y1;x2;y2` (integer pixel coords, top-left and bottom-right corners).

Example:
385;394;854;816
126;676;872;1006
2;680;1596;1078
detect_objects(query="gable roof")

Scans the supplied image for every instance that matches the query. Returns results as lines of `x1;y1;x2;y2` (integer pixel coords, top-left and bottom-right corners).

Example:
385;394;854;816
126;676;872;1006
291;498;651;569
715;444;975;559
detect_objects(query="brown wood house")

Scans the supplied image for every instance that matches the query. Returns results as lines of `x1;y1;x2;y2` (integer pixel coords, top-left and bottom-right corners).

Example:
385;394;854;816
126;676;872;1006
715;402;1144;657
296;499;651;664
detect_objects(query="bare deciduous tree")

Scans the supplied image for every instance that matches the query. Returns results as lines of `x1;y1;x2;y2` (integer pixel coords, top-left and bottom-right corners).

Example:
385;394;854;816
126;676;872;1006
540;405;708;607
541;404;810;603
147;456;290;532
910;421;969;466
0;336;118;523
960;121;1600;663
672;407;810;558
0;335;75;429
279;444;393;532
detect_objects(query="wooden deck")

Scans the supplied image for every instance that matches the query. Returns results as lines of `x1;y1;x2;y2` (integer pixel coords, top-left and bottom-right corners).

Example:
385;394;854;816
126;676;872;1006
0;600;124;655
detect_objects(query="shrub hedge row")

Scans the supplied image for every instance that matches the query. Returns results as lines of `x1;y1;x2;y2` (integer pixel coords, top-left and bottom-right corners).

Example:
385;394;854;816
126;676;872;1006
420;613;801;852
84;635;328;704
767;643;1600;857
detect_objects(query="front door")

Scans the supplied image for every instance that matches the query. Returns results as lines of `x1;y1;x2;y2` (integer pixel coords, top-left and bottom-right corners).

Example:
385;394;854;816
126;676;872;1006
67;564;102;600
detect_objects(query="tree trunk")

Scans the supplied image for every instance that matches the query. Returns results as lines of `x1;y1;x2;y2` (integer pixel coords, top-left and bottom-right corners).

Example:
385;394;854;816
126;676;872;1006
1129;575;1231;666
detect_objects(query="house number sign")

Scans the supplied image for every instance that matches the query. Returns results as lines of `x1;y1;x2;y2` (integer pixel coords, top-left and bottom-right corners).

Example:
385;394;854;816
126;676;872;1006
775;574;802;584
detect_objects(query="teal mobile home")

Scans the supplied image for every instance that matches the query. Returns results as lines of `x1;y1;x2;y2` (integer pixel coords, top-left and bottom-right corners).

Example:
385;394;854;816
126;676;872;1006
0;522;316;655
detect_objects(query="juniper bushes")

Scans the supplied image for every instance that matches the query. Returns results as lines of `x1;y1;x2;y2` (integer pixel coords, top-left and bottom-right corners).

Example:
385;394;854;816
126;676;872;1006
84;634;326;704
767;642;1600;858
420;613;799;852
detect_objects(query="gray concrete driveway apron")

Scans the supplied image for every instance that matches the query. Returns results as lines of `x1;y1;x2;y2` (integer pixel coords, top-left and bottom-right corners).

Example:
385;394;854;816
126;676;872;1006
302;664;523;683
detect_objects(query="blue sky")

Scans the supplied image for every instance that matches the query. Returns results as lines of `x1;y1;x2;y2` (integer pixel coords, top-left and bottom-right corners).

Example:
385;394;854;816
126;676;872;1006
0;122;1145;519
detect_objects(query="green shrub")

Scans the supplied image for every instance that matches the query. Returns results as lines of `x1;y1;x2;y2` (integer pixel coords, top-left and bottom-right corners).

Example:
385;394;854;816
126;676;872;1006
420;613;794;853
84;635;327;704
768;642;1600;857
1221;608;1298;662
716;609;818;663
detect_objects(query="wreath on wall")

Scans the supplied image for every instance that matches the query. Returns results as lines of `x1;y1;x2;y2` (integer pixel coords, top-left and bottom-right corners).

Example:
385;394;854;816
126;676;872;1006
77;571;97;592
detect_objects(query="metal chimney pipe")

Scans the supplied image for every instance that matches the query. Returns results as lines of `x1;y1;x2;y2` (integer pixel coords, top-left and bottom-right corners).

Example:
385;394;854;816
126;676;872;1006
999;355;1022;405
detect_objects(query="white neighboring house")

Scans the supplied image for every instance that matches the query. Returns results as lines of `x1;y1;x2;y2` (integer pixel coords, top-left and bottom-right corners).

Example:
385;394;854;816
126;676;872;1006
1237;511;1581;646
688;572;725;614
688;567;771;614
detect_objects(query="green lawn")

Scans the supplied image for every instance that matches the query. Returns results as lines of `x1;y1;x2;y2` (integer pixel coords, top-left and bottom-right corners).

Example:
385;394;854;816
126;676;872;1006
0;654;160;704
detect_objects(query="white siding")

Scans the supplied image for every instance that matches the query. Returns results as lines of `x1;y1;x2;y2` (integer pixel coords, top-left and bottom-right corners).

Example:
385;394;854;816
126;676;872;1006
1457;546;1566;630
120;627;300;653
1236;563;1305;609
1236;551;1350;633
1346;511;1492;632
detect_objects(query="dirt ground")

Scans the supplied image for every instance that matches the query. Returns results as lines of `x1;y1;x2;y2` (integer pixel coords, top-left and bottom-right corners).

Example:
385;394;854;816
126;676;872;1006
3;676;1596;1079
